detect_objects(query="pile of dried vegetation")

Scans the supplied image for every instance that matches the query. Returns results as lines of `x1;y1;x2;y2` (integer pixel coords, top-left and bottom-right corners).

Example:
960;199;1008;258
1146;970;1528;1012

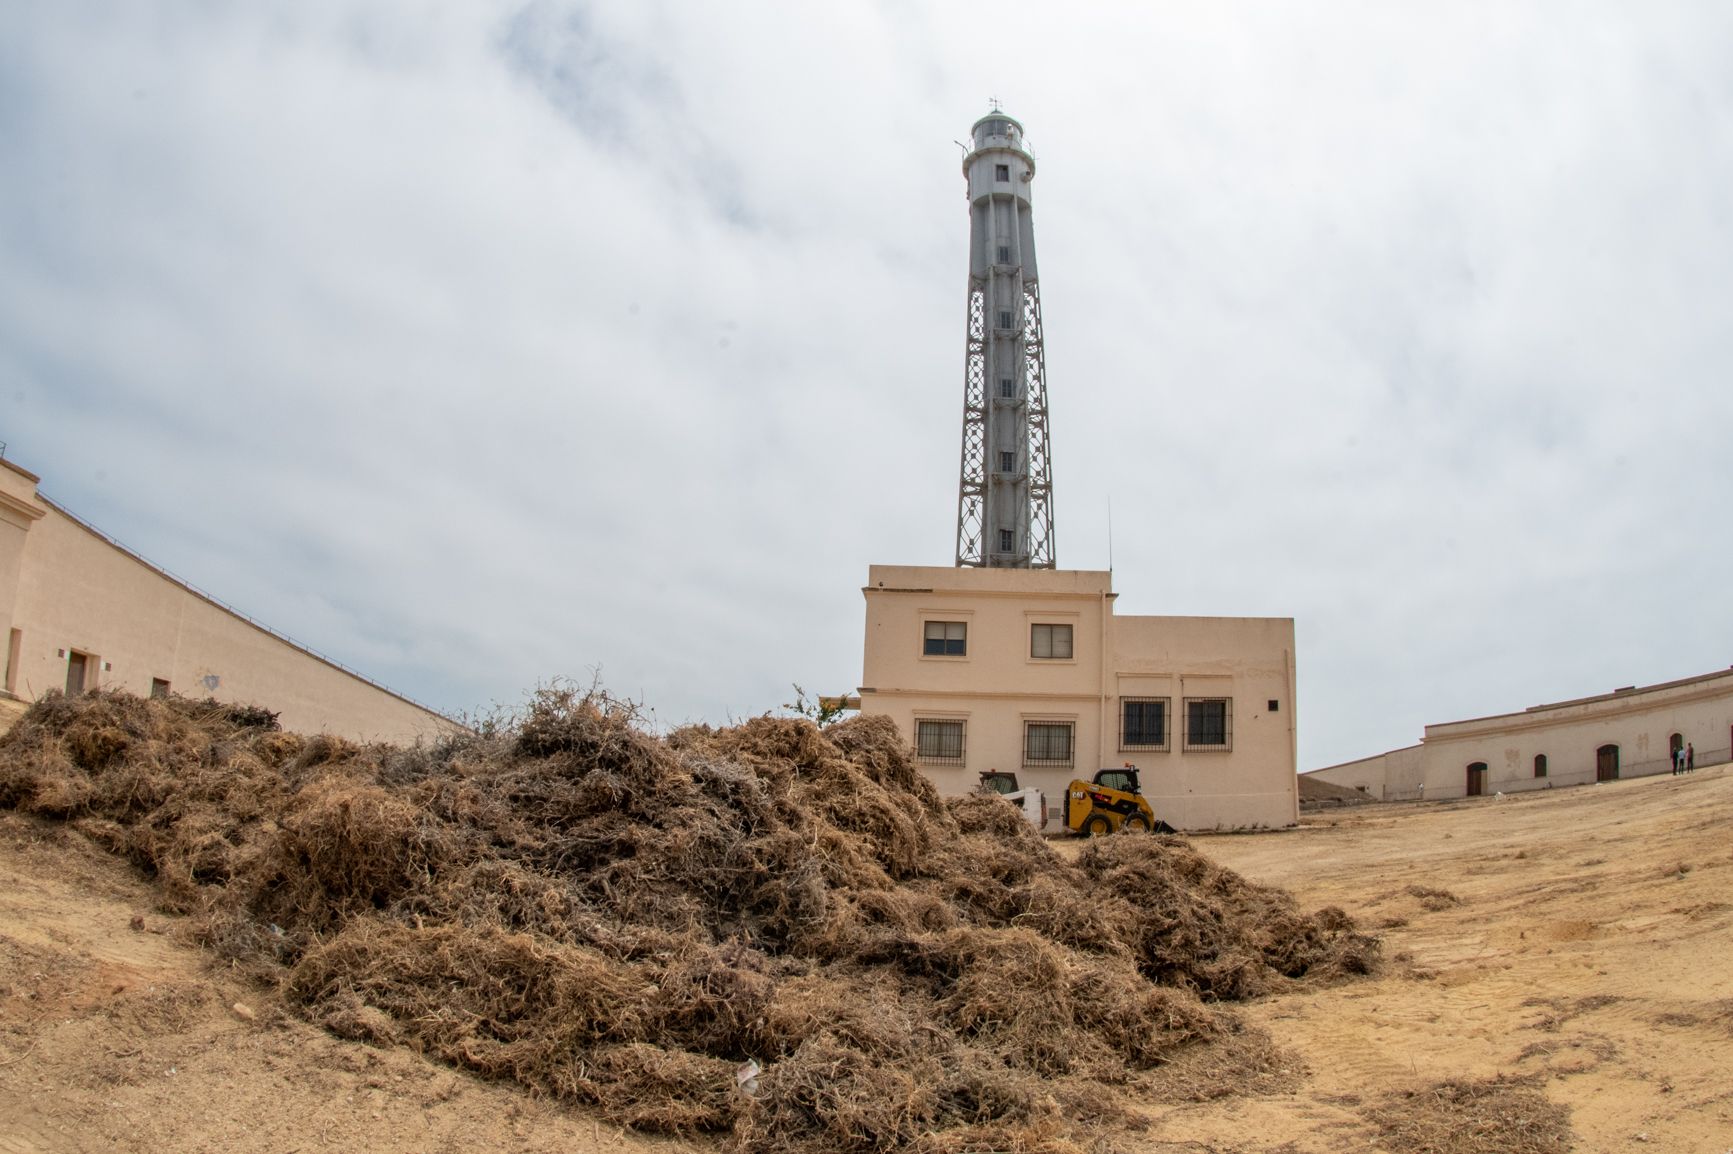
0;687;1377;1153
1366;1075;1574;1154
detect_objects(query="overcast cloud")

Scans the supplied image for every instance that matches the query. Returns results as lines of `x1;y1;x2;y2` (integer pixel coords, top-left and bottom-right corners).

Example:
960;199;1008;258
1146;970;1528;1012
3;2;1731;767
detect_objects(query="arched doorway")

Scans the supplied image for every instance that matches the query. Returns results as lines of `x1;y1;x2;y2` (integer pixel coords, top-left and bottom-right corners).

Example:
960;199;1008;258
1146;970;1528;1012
1669;732;1684;772
1534;753;1548;778
1596;744;1619;782
1466;761;1488;797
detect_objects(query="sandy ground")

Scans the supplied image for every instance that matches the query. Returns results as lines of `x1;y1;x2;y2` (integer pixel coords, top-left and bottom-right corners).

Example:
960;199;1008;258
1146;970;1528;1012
1;765;1729;1153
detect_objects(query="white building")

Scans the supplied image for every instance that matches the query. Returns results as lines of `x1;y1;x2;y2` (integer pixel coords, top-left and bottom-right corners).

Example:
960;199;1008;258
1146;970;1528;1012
1306;668;1733;801
859;565;1299;830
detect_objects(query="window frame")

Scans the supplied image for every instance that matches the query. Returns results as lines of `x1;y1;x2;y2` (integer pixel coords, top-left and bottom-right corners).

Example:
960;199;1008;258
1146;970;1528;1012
1182;697;1232;751
921;619;967;658
1029;622;1074;661
1022;720;1075;769
1120;696;1170;752
994;163;1010;182
914;718;966;765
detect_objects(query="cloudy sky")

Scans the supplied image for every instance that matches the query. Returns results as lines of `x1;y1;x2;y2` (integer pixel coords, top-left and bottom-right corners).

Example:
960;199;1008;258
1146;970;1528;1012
4;2;1731;768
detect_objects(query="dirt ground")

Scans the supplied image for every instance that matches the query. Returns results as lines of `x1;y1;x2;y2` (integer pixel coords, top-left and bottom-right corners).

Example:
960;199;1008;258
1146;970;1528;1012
2;764;1729;1153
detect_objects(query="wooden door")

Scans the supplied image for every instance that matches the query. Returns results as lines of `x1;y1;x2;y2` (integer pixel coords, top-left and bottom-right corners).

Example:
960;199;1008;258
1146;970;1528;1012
1596;744;1619;782
65;652;87;695
1466;762;1487;797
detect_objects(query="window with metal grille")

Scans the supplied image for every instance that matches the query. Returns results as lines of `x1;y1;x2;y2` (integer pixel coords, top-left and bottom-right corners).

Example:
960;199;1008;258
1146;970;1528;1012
997;309;1013;329
999;450;1015;472
922;620;966;656
915;719;965;764
999;529;1014;552
1183;698;1231;750
1023;721;1073;767
1121;697;1169;750
999;378;1015;398
995;164;1009;181
1030;623;1072;659
997;244;1010;263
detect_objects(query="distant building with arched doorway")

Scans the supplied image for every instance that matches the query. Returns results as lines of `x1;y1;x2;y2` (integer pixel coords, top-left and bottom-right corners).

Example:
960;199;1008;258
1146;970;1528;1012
1305;667;1733;801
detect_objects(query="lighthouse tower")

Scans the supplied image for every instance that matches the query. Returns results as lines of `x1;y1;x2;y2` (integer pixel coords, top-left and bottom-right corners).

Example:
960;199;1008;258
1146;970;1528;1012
954;109;1055;569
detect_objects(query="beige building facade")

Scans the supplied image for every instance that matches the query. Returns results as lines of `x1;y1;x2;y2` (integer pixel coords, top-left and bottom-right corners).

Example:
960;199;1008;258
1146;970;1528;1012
0;458;459;743
858;564;1298;830
1306;668;1733;801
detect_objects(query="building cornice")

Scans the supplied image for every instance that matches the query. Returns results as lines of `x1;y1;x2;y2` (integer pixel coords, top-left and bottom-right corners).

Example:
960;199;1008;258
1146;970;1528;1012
1423;671;1733;741
0;458;41;484
0;488;46;524
862;586;1109;603
858;687;1101;704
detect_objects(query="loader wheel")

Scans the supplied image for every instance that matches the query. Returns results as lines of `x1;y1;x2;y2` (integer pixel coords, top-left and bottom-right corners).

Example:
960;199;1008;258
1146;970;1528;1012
1080;813;1113;838
1120;812;1153;833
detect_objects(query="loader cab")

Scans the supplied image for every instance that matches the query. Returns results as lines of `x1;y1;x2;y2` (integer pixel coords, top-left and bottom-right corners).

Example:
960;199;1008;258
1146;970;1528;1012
978;771;1022;795
1092;767;1141;795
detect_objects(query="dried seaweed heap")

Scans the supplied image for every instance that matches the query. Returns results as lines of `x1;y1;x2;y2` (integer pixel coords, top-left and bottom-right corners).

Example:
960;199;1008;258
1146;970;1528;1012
0;688;1377;1153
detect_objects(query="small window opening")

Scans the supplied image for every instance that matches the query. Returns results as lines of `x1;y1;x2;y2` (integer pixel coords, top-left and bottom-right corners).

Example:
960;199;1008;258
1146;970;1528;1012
998;378;1015;398
1268;699;1279;712
997;244;1011;263
994;164;1010;181
999;450;1015;472
1023;721;1074;768
914;719;965;764
1030;623;1073;660
1120;697;1168;750
1183;698;1232;750
999;529;1015;552
997;309;1014;329
150;678;171;699
922;620;967;657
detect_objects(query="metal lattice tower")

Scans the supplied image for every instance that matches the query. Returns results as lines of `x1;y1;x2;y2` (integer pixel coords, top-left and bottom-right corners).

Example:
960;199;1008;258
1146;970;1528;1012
954;109;1055;568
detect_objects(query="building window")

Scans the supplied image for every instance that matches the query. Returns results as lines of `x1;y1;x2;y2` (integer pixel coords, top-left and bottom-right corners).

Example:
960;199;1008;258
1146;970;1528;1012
922;620;966;657
997;309;1014;329
999;378;1015;398
1121;697;1169;750
150;678;171;699
1023;721;1074;768
997;244;1011;263
999;529;1014;553
915;719;965;765
999;450;1015;472
1183;698;1231;750
1534;753;1547;778
1268;699;1280;712
995;164;1010;181
1030;623;1073;659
